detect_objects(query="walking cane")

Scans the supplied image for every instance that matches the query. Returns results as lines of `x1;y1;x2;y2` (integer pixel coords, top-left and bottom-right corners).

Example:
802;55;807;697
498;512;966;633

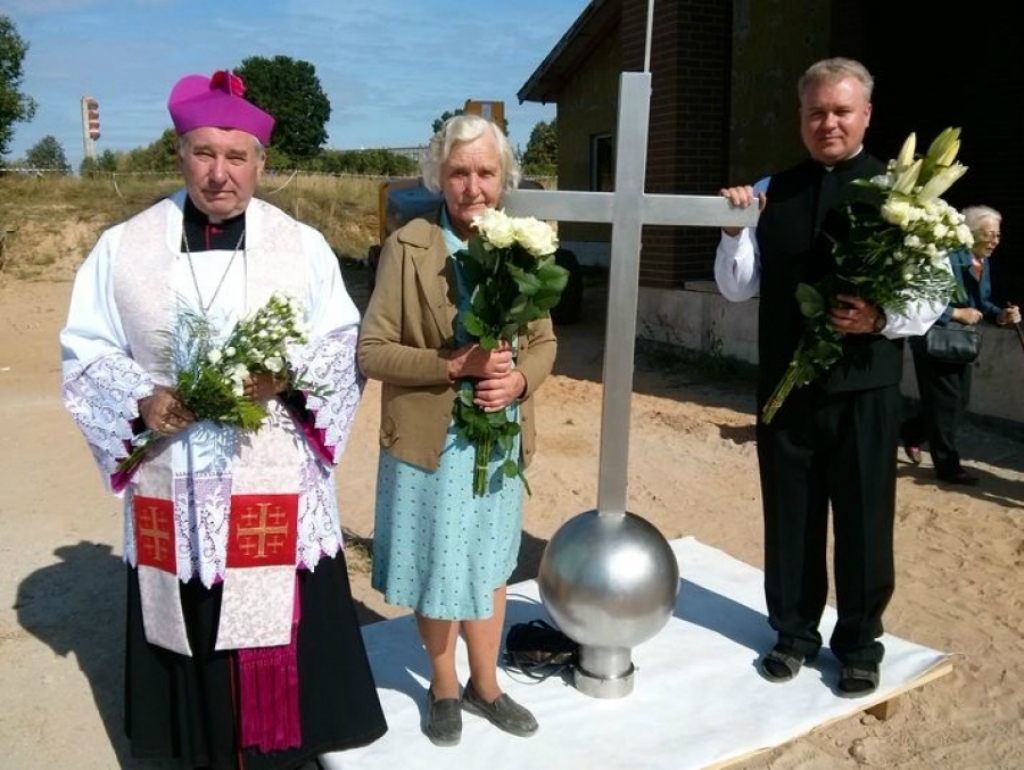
1010;302;1024;354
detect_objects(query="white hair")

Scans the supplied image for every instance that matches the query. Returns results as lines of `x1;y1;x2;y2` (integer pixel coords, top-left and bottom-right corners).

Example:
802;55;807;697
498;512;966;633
420;113;519;193
962;205;1002;233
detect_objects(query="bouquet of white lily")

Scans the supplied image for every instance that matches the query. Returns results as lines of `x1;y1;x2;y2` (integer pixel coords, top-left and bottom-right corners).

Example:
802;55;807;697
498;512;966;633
761;128;971;424
452;208;567;496
117;292;318;474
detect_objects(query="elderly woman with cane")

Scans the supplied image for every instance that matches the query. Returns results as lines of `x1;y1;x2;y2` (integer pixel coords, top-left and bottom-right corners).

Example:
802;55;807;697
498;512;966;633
901;205;1021;485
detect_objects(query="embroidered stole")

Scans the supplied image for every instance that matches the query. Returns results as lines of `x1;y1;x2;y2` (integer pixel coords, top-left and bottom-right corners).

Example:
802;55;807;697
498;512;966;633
112;197;307;656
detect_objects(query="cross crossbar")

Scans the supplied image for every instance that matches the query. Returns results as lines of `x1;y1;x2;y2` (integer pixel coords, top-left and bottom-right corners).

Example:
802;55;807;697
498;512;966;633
503;71;758;517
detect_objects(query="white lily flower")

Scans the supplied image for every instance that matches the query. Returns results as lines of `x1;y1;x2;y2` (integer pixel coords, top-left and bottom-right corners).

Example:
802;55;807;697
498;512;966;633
916;163;968;204
892;159;922;194
895;132;916;174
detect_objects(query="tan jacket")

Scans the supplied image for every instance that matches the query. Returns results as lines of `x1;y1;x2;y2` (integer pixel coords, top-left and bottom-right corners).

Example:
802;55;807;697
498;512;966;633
357;214;557;472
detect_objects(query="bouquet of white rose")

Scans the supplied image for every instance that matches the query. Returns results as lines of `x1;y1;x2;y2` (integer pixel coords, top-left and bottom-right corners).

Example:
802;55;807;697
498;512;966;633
452;208;568;496
762;128;971;424
117;292;317;474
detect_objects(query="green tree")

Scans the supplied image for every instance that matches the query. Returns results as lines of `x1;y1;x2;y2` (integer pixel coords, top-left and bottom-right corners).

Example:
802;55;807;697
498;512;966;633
25;134;70;173
0;15;37;162
80;148;118;177
432;107;509;137
122;128;179;172
432;109;464;136
235;56;330;161
522;118;557;176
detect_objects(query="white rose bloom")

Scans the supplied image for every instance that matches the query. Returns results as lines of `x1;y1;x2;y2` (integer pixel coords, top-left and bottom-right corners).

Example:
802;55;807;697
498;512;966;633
904;234;922;249
264;356;284;374
881;200;911;227
225;346;237;358
474;209;516;248
933;223;949;239
514;217;558;256
207;349;223;365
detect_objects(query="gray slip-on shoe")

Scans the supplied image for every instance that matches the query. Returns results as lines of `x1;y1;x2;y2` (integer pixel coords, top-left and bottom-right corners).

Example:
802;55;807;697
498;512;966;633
425;688;462;747
461;680;538;737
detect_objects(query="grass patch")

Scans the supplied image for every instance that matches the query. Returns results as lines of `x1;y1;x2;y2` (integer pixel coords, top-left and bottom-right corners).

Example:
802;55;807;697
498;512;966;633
0;173;381;281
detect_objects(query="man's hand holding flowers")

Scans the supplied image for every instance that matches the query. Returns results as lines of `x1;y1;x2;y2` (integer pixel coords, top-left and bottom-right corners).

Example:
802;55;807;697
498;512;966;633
759;127;970;424
119;291;317;474
828;294;885;335
242;370;289;402
140;384;195;436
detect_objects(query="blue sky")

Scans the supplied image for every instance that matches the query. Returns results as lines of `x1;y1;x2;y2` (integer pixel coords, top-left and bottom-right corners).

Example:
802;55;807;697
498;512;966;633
3;0;590;171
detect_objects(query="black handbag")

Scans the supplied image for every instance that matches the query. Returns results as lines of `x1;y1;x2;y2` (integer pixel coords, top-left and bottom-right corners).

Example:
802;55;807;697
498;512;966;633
917;321;982;364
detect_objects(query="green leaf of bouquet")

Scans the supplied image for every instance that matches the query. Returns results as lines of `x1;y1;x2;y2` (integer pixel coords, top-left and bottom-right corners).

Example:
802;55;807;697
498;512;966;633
536;262;570;291
506;264;542;296
794;283;826;318
509;295;529;316
502;459;519;478
462;311;485;337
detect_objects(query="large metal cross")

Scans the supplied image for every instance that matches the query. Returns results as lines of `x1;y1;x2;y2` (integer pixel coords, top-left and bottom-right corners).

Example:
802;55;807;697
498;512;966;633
504;71;757;519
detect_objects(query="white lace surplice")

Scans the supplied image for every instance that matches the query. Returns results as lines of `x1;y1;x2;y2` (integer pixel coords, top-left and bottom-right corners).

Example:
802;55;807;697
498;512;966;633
61;191;362;587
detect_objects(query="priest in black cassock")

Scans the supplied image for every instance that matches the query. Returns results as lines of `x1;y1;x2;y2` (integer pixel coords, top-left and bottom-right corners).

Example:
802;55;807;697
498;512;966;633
60;70;387;768
714;58;944;698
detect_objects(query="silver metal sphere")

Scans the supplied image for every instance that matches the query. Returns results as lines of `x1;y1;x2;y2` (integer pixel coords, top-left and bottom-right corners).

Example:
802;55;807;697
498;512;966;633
538;510;679;696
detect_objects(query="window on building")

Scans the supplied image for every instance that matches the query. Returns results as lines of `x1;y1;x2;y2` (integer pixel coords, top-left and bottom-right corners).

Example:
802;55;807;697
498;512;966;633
591;133;614;192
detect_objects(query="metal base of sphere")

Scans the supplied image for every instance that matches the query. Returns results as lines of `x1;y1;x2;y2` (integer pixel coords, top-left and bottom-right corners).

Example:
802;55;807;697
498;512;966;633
575;645;635;698
538;509;680;699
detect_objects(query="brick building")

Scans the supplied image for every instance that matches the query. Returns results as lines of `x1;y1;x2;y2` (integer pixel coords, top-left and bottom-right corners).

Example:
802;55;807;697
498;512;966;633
519;0;1021;310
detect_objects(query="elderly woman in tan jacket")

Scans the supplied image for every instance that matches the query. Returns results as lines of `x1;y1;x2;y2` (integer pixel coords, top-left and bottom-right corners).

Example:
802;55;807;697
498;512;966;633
357;114;556;748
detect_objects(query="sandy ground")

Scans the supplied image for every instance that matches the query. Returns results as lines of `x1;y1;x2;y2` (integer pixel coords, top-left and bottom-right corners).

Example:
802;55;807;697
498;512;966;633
1;272;1023;770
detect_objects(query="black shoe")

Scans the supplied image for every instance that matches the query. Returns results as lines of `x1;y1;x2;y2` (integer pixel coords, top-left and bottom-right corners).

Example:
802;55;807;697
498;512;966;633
759;645;809;683
425;688;462;747
462;680;538;737
937;469;979;486
837;662;880;697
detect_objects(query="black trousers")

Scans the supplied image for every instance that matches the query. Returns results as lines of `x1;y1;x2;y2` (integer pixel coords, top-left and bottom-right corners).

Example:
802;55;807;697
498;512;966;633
757;384;900;666
125;553;387;770
901;349;972;477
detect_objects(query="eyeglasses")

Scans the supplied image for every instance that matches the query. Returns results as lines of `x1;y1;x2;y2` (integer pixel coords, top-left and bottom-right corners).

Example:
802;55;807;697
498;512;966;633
976;231;1001;241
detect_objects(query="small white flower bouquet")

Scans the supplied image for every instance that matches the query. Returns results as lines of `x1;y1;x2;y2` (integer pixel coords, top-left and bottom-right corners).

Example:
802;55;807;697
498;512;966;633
117;292;316;474
762;128;970;424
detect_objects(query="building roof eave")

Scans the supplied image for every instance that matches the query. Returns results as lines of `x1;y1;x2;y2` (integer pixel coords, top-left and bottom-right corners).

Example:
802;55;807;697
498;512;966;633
517;0;621;104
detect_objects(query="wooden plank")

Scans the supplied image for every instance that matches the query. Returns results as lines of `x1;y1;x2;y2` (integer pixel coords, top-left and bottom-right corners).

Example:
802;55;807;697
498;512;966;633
703;659;954;769
866;697;898;720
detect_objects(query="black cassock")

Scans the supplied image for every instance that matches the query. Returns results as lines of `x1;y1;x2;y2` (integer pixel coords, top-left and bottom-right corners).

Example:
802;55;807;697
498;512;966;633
754;151;900;667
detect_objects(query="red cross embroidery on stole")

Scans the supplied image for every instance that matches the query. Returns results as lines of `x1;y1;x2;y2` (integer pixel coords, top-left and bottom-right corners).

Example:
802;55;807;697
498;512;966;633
227;495;299;568
133;496;175;573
